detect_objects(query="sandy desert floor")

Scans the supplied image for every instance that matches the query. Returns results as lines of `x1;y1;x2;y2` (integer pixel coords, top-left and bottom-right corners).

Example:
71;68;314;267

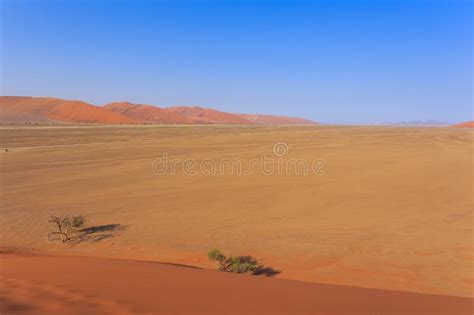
0;125;473;299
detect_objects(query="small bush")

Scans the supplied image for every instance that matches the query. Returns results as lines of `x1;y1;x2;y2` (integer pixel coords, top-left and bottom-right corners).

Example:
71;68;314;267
71;215;86;229
208;249;259;274
208;248;226;270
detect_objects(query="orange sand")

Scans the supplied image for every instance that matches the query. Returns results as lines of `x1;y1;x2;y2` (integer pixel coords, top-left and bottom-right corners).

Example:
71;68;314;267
450;121;474;128
1;254;472;315
0;125;472;298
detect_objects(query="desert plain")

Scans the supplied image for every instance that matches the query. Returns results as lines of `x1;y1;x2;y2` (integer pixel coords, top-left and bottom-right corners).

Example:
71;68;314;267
0;125;473;313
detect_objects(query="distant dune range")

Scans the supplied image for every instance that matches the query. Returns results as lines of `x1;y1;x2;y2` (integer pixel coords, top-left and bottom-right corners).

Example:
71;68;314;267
0;96;316;125
0;96;135;124
450;121;474;128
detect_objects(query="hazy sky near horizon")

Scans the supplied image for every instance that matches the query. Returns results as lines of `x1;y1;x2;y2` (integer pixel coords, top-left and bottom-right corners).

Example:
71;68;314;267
1;0;472;123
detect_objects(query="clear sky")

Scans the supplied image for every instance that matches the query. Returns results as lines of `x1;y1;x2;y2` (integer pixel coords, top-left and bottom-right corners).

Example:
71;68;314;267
1;0;472;123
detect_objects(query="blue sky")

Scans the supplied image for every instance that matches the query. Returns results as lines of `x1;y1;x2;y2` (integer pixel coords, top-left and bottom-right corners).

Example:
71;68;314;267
1;0;472;123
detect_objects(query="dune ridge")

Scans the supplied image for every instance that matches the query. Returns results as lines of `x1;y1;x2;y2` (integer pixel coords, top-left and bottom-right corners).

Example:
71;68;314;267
103;102;193;124
0;96;317;125
450;121;474;128
166;105;253;124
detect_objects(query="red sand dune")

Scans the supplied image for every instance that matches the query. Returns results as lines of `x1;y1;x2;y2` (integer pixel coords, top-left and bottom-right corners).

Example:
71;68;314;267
0;96;136;124
166;105;255;124
237;113;316;125
103;102;192;124
1;254;472;315
450;121;474;128
0;96;316;125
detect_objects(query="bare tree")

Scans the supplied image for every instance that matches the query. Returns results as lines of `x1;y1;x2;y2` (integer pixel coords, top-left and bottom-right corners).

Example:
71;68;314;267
48;215;86;242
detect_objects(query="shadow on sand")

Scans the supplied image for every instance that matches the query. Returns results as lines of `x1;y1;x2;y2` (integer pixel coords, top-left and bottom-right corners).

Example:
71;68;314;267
253;264;281;277
69;224;127;243
46;224;127;244
246;256;281;277
229;255;281;277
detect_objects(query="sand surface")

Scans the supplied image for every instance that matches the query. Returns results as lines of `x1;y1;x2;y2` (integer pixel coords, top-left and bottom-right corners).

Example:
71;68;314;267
1;254;472;315
0;125;473;298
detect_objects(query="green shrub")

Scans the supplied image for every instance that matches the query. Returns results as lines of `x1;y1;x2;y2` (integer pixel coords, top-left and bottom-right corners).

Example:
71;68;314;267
208;248;227;271
208;249;259;274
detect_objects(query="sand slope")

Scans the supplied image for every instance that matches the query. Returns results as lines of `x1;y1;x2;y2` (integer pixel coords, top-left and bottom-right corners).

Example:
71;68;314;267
1;254;472;315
